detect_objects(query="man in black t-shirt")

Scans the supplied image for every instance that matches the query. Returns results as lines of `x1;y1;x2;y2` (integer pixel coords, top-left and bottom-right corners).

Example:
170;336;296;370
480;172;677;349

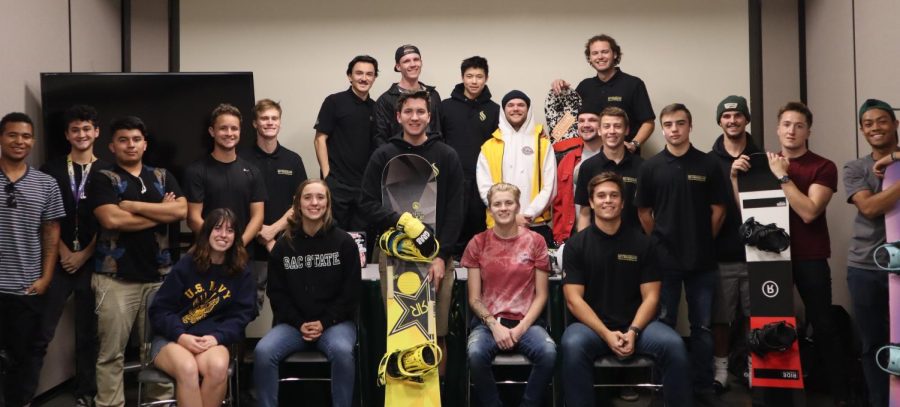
184;104;267;306
634;103;727;404
88;116;186;407
30;105;109;407
574;107;643;232
561;172;689;407
551;34;655;152
314;55;378;231
242;99;306;311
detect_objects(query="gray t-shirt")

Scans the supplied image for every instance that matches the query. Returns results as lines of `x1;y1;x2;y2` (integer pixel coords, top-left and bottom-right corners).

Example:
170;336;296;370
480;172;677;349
843;155;886;270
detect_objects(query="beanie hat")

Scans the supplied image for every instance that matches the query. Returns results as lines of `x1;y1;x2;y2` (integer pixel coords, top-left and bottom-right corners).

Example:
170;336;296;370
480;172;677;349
716;95;750;123
502;90;531;109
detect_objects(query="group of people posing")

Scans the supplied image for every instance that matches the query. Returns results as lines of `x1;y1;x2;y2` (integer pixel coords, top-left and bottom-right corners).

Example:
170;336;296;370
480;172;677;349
0;32;895;407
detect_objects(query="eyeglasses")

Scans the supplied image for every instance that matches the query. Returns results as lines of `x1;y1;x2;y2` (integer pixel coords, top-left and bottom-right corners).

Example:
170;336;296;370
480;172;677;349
4;183;17;208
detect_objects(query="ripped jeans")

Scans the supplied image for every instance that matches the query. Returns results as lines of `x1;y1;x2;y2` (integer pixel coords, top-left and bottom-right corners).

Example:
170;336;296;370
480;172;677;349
659;268;715;394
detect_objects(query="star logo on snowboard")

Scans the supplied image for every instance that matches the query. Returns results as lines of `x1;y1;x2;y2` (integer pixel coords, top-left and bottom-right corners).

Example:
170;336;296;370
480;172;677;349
390;279;431;338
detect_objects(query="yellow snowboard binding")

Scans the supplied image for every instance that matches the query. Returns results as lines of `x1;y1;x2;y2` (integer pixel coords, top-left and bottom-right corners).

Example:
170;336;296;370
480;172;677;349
377;341;443;385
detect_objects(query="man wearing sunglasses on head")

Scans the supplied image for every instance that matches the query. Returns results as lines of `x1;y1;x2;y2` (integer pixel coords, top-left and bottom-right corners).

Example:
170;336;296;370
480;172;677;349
0;112;65;407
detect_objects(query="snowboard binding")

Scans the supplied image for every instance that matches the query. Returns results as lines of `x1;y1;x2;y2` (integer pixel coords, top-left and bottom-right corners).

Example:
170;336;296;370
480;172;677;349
379;227;439;263
748;321;797;356
739;217;790;253
377;341;443;385
876;343;900;376
873;241;900;272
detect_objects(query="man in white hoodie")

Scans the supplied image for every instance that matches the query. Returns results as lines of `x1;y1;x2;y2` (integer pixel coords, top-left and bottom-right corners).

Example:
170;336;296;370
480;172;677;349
476;90;557;246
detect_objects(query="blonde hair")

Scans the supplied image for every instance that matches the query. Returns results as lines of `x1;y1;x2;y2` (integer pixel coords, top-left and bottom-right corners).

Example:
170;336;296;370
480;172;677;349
487;182;521;205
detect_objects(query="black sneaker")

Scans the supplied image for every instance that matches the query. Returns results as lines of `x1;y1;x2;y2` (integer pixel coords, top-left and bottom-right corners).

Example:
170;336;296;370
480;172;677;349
74;396;94;407
713;379;728;394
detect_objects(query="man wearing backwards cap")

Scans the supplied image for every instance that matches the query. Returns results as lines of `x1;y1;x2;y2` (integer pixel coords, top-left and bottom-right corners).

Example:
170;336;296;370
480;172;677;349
708;95;759;393
373;44;442;146
844;99;899;407
476;90;557;247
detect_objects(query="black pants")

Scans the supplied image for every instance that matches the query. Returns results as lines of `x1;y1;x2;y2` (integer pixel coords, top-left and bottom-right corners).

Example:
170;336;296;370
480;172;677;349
0;292;44;407
793;259;848;402
24;263;97;401
327;176;367;232
453;179;487;257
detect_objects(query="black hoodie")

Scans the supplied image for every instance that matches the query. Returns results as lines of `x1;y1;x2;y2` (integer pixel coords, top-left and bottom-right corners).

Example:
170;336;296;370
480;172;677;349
374;82;442;147
440;83;500;180
710;133;760;262
358;133;464;261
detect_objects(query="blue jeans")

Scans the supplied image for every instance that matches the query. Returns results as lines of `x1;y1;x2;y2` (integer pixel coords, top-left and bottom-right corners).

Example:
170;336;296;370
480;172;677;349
847;266;887;406
253;321;356;407
561;321;692;407
658;268;714;393
467;320;557;407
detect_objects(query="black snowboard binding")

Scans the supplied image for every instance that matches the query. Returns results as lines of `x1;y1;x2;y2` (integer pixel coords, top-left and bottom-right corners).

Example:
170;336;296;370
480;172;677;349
748;321;797;356
739;217;790;253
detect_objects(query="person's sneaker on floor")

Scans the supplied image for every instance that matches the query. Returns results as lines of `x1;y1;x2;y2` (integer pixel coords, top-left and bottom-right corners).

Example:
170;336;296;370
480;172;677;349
619;387;640;402
713;356;729;394
74;396;94;407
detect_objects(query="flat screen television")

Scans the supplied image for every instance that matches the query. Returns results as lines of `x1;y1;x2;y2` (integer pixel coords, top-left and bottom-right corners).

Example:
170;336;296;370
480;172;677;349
40;72;256;181
40;72;256;253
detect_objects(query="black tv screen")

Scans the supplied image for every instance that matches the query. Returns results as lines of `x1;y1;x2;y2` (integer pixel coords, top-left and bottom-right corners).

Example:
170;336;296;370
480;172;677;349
40;72;256;181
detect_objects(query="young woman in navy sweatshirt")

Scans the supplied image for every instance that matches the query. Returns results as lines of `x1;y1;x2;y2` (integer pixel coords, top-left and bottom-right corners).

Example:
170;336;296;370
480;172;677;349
254;179;361;407
149;208;256;407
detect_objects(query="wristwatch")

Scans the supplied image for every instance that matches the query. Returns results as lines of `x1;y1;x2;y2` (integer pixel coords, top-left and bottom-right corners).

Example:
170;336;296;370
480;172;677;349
778;175;791;184
632;140;641;149
628;325;642;338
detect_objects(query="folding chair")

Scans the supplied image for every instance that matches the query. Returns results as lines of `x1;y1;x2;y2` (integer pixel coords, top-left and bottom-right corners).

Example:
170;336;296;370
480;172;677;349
463;283;557;406
136;287;236;407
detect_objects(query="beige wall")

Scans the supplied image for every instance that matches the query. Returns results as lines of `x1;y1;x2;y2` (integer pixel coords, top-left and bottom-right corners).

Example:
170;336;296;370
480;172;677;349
759;0;801;152
180;0;750;176
0;0;121;394
131;0;169;71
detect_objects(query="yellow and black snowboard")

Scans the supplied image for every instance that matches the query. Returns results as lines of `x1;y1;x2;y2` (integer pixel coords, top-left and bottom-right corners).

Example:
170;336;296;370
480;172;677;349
377;154;441;406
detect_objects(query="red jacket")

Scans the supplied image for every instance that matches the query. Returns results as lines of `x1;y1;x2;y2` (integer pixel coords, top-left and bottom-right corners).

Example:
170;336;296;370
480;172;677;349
552;140;584;243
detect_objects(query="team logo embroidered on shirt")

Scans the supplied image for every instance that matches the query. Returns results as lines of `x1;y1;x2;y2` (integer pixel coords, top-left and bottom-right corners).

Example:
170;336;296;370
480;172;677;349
623;176;637;184
607;96;623;102
617;254;638;262
522;146;534;155
479;111;487;122
277;169;293;176
687;174;707;182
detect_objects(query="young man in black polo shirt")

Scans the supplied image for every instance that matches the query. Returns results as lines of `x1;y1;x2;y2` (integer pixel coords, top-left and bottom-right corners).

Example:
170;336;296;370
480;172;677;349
242;99;307;310
634;103;727;405
88;116;186;407
440;56;500;255
575;106;643;232
374;44;442;146
708;95;759;392
30;105;110;407
551;34;655;153
561;172;690;407
314;55;378;231
184;104;267;304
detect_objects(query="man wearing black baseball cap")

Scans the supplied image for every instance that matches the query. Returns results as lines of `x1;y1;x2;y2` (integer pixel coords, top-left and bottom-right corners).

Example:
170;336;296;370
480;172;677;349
373;44;442;146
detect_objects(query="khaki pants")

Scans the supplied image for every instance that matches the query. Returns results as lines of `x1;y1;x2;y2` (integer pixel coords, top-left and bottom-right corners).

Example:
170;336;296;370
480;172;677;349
91;274;170;407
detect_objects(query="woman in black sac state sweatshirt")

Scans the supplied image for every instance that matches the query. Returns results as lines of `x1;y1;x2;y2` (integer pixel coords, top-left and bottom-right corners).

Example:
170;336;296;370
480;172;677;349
149;208;256;407
254;179;362;407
